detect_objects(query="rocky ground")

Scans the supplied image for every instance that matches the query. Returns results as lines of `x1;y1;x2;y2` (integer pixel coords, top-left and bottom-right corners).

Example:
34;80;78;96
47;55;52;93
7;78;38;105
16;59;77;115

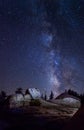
0;100;80;130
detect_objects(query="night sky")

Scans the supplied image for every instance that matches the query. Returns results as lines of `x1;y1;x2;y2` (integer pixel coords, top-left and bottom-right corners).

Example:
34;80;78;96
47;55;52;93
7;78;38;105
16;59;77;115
0;0;84;96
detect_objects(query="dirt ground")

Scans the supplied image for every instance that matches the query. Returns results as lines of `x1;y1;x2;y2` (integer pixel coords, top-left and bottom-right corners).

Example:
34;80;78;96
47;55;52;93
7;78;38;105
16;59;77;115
0;105;79;130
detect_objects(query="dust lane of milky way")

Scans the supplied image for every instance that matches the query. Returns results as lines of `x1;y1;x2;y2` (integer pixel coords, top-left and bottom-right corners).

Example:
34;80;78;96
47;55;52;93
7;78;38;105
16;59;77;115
0;0;84;96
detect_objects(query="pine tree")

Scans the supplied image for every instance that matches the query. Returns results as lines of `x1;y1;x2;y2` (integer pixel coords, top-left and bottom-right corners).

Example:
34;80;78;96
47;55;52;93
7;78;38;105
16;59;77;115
44;94;47;100
15;87;23;94
49;91;54;100
41;93;44;99
25;89;29;95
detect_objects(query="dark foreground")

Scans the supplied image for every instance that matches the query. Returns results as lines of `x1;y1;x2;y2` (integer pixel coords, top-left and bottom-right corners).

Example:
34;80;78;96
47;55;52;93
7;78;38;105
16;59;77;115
0;107;71;130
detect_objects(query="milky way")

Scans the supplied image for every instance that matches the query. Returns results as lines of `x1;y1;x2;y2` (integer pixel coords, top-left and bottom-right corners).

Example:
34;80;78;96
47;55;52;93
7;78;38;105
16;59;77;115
0;0;84;96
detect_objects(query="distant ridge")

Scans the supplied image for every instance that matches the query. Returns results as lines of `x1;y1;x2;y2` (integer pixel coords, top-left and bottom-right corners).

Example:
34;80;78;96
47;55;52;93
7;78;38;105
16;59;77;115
56;92;80;101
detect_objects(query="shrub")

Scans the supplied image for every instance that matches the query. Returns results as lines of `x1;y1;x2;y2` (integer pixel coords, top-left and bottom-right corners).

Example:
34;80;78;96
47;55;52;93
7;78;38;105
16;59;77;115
29;99;41;106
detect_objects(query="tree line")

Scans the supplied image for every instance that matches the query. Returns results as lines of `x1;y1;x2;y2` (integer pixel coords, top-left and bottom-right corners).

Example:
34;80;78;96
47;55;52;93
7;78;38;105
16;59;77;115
0;88;84;108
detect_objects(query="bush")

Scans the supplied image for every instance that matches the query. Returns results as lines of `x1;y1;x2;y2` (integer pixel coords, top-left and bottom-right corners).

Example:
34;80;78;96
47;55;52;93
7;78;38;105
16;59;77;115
29;99;41;106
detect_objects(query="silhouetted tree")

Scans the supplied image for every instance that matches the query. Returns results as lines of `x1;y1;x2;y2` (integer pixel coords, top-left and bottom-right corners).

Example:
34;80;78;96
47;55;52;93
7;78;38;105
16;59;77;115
68;89;79;98
0;91;6;98
44;94;47;100
15;88;23;94
79;94;84;106
0;91;6;109
41;93;44;99
5;95;12;109
25;89;30;95
49;91;54;100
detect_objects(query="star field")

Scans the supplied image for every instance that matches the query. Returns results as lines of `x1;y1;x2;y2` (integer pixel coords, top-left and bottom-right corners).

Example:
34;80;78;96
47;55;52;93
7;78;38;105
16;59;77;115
0;0;84;96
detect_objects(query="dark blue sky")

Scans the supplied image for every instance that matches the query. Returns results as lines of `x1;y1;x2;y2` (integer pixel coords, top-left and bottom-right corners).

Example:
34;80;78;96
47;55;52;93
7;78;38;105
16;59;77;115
0;0;84;96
